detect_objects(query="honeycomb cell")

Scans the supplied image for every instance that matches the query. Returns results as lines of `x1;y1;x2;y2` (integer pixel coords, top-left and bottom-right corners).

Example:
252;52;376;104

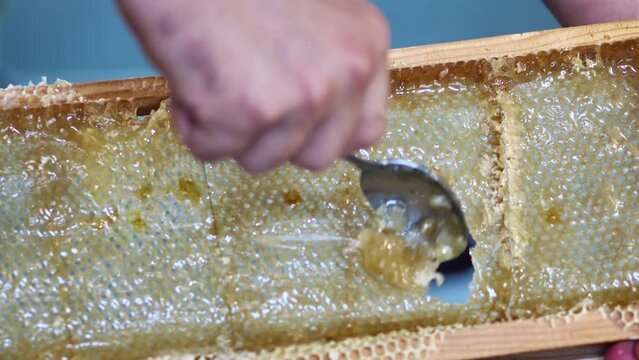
0;107;80;359
500;52;639;318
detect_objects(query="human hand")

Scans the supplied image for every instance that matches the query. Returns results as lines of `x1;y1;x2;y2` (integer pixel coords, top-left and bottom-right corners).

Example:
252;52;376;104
544;0;639;26
118;0;390;173
605;340;638;360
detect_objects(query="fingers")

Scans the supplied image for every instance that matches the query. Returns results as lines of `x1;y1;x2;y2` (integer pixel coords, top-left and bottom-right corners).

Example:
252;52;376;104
175;97;255;162
344;3;390;153
182;123;254;163
288;24;389;170
170;100;194;140
293;95;364;170
347;66;389;152
135;0;391;173
177;67;338;172
178;66;388;172
236;113;317;173
544;0;639;27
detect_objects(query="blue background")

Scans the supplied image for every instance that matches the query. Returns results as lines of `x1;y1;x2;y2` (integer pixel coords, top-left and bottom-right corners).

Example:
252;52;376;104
0;0;559;86
0;0;559;303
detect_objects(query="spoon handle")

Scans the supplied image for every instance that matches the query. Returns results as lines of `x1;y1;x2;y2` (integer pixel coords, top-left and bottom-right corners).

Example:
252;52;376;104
344;155;377;171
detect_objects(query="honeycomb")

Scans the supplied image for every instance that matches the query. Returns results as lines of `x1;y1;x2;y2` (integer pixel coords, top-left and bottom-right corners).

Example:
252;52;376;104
499;44;639;318
0;40;637;359
606;305;639;332
368;65;510;321
0;103;228;359
205;161;460;351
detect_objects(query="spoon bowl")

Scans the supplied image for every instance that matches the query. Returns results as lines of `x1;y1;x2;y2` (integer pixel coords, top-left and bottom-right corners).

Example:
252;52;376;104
345;155;474;272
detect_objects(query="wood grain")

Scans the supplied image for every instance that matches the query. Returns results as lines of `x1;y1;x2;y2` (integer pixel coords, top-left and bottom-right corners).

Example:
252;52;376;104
387;19;639;69
426;310;636;360
493;343;608;360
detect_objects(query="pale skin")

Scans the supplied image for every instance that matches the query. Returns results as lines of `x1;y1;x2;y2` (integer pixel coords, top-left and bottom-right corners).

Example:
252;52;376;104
117;0;389;173
118;1;638;358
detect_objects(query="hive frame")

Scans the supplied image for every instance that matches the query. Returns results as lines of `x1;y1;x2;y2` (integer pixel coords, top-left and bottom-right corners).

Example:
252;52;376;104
2;19;638;360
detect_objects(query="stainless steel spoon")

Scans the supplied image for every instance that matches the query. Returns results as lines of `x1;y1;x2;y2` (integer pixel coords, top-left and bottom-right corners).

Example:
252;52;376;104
345;154;474;272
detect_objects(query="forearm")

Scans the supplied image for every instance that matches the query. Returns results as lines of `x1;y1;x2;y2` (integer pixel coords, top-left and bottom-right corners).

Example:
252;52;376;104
544;0;639;27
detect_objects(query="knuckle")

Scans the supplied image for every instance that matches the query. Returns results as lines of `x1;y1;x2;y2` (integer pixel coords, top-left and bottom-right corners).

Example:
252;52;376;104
236;158;257;174
377;26;391;54
184;132;233;162
377;22;391;52
360;4;390;54
297;153;336;172
236;156;269;175
366;4;391;40
356;115;387;147
154;12;178;37
177;94;210;125
300;77;331;117
242;94;281;127
344;51;375;89
184;138;212;161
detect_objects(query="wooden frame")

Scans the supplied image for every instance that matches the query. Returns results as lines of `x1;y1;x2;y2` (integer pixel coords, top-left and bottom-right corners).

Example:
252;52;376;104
8;20;639;112
427;310;637;360
3;19;639;359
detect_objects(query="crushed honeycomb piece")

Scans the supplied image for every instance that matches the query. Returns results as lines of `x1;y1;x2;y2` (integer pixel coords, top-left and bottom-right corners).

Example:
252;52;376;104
0;78;78;109
357;227;440;290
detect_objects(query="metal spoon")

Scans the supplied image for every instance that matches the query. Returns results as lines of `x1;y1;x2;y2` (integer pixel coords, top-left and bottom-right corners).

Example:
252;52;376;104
345;154;474;272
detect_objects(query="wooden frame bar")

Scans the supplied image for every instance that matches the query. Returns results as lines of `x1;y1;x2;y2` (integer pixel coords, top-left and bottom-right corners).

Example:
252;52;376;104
427;310;637;359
